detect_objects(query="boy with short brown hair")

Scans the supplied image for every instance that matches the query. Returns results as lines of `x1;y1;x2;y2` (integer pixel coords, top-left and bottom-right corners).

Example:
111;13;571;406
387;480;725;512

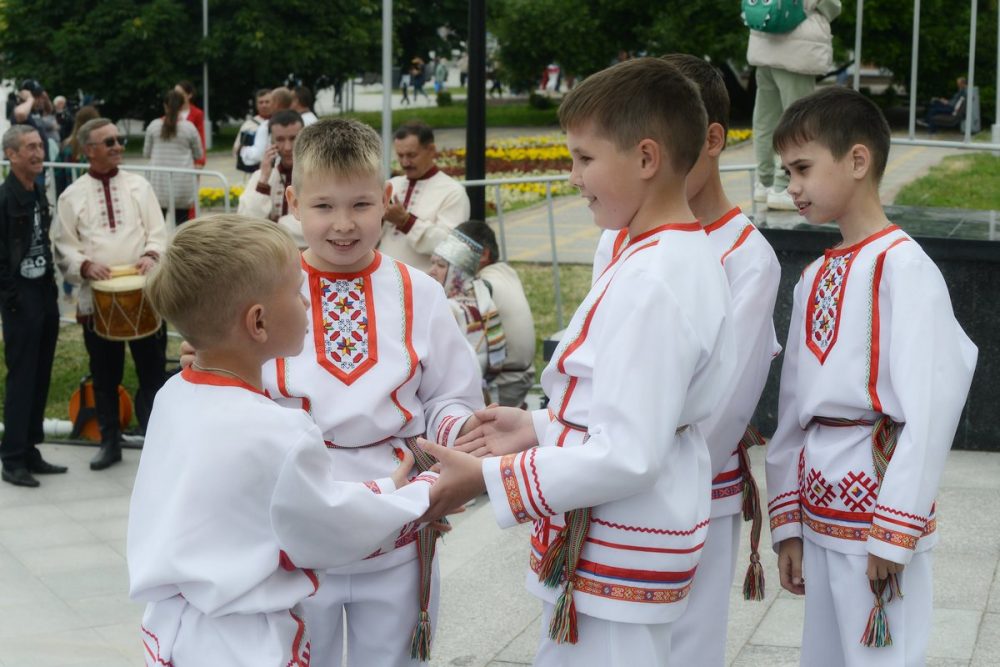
128;215;434;666
423;57;736;666
766;86;977;665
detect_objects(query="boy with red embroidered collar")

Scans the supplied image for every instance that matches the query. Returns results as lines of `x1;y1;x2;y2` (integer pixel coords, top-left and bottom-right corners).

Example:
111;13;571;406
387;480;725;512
421;58;736;666
128;215;436;667
380;120;471;272
765;87;976;665
590;56;781;665
264;118;483;666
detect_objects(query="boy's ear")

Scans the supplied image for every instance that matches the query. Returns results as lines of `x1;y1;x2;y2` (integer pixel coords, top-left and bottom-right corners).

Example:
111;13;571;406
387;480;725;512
637;138;661;179
849;143;872;180
244;304;268;344
706;123;726;158
285;185;299;218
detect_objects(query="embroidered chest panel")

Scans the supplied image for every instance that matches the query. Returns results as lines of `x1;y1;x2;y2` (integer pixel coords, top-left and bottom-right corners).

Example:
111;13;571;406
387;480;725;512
93;182;126;231
806;252;857;363
313;274;377;384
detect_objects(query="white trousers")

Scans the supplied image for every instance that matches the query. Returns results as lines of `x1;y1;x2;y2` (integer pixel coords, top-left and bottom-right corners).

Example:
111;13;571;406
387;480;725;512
800;538;933;667
533;602;673;666
671;513;741;666
303;556;440;667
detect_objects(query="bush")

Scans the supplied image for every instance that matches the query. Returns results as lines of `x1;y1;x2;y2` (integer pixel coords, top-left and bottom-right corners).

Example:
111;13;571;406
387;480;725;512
528;92;554;110
436;91;453;107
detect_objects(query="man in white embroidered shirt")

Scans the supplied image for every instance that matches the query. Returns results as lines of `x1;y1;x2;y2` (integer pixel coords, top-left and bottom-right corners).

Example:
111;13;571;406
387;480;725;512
53;118;168;472
381;121;470;272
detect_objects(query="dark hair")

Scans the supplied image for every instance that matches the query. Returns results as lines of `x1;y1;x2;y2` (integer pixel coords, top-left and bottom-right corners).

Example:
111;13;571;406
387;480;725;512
161;89;184;140
773;87;891;182
293;85;314;110
659;54;730;144
558;57;707;175
455;221;499;264
176;80;196;99
394;120;434;146
255;88;272;98
65;105;100;158
270;109;304;129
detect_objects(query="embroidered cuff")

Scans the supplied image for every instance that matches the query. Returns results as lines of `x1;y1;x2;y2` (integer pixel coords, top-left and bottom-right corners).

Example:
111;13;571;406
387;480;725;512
256;181;272;196
434;414;468;447
399;213;417;234
367;477;396;494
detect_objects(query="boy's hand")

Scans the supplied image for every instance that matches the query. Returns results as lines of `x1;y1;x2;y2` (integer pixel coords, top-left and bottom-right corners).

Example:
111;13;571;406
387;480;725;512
866;554;904;581
419;438;486;522
778;537;805;595
453;406;537;457
390;448;416;490
179;341;196;369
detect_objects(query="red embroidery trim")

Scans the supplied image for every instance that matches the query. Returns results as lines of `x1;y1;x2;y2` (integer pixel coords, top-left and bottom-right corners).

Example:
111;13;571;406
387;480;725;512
181;366;265;395
527;448;554;515
389;261;417;423
590;516;709;536
141;625;174;666
500;453;530;523
702;207;741;234
720;224;755;266
868;237;911;412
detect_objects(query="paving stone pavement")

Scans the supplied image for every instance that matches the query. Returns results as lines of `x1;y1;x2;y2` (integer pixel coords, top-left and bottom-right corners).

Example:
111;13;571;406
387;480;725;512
0;440;997;666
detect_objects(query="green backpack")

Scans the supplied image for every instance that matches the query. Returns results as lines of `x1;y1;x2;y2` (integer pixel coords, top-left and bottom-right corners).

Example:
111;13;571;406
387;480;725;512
742;0;807;33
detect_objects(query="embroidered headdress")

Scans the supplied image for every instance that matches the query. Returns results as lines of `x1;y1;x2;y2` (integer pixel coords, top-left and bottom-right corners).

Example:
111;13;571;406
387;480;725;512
433;229;483;277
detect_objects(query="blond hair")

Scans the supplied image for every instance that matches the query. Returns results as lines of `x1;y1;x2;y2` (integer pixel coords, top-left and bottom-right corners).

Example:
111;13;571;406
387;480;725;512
558;57;707;174
145;214;298;348
292;118;382;191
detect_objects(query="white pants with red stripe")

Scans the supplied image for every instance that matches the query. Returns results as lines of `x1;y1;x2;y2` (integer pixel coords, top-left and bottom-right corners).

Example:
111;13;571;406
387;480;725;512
671;513;741;666
800;538;933;667
302;556;440;667
533;602;673;666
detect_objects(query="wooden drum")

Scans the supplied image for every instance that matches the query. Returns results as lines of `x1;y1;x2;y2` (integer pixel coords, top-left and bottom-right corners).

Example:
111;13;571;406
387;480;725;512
90;266;161;341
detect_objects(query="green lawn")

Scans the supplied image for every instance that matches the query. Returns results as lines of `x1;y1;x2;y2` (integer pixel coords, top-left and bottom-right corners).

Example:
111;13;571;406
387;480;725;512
894;152;1000;210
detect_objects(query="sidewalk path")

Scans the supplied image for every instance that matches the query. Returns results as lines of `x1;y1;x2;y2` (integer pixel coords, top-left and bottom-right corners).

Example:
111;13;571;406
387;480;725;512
0;443;997;666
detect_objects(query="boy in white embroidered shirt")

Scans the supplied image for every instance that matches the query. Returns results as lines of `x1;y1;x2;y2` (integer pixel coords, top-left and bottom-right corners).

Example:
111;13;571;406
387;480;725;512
265;119;484;666
128;215;436;667
420;58;737;666
765;87;977;665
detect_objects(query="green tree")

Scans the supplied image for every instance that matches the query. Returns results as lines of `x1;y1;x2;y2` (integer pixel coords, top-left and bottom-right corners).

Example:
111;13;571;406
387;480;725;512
395;0;468;68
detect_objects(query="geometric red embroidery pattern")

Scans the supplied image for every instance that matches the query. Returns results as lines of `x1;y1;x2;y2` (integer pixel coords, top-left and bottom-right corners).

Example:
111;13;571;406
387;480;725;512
529;553;692;605
807;251;856;362
320;276;371;375
838;471;878;512
805;468;835;507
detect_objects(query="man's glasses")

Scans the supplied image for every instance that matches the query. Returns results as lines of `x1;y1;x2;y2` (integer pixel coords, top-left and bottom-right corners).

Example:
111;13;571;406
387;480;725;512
89;136;127;148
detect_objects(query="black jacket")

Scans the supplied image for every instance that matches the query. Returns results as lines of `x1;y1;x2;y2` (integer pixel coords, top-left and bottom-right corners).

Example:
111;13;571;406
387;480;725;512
0;170;53;309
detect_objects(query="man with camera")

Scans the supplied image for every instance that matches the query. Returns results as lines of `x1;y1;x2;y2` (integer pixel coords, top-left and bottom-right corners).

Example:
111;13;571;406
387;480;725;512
0;125;65;487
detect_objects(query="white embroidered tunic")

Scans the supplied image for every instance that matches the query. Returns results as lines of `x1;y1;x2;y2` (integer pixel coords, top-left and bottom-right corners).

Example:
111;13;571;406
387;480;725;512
593;209;781;519
483;222;736;625
128;368;435;667
262;252;484;574
53;169;167;314
766;225;977;564
380;168;471;272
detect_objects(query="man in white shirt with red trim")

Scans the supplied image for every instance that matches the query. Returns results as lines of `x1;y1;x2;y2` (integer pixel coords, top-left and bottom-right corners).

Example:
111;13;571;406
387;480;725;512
381;121;470;272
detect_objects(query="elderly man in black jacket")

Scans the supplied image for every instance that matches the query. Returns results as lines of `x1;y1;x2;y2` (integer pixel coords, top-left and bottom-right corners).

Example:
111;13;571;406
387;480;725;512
0;124;66;487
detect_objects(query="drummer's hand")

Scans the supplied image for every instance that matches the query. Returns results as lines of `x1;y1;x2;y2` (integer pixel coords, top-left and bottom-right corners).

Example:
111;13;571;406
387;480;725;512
83;262;112;281
178;341;196;369
135;256;157;275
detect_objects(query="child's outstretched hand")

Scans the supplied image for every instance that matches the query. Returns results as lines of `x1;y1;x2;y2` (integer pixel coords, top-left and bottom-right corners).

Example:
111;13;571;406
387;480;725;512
778;537;805;595
453;406;537;457
419;438;486;522
866;554;904;581
390;448;415;490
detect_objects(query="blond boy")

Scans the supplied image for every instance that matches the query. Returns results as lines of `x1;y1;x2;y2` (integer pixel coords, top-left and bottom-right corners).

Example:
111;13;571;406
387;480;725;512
423;58;736;666
128;216;435;666
766;87;977;665
262;119;484;666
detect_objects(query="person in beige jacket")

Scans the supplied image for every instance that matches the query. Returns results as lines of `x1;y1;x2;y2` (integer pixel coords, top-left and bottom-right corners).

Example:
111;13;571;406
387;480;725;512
747;0;841;210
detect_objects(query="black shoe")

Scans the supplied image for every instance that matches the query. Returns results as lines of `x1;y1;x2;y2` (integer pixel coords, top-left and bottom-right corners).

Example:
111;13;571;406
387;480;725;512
29;459;68;475
90;442;122;471
2;466;40;487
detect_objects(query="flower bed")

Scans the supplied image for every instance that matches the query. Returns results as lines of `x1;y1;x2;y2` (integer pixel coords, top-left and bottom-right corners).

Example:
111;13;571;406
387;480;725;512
198;185;244;210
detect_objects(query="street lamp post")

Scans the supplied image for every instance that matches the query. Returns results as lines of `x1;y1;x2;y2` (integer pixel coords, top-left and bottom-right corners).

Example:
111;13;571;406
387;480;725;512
203;0;212;149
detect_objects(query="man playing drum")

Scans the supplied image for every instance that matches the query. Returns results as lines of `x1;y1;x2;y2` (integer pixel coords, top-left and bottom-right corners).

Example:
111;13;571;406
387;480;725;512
53;118;168;471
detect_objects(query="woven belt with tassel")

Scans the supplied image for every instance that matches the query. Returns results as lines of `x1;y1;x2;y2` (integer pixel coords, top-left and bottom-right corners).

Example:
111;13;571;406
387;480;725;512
811;415;903;648
737;425;766;601
402;436;445;661
536;423;690;645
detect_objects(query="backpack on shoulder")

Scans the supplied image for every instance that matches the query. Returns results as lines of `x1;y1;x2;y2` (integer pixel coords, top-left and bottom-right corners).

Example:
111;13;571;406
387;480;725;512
742;0;807;33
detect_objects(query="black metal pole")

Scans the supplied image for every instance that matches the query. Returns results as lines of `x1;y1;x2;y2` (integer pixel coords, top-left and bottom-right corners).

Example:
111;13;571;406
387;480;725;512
466;0;487;219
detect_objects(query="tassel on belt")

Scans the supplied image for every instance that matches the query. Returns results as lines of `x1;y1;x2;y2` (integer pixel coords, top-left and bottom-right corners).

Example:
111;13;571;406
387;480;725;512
536;422;690;645
737;425;766;601
811;415;904;648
